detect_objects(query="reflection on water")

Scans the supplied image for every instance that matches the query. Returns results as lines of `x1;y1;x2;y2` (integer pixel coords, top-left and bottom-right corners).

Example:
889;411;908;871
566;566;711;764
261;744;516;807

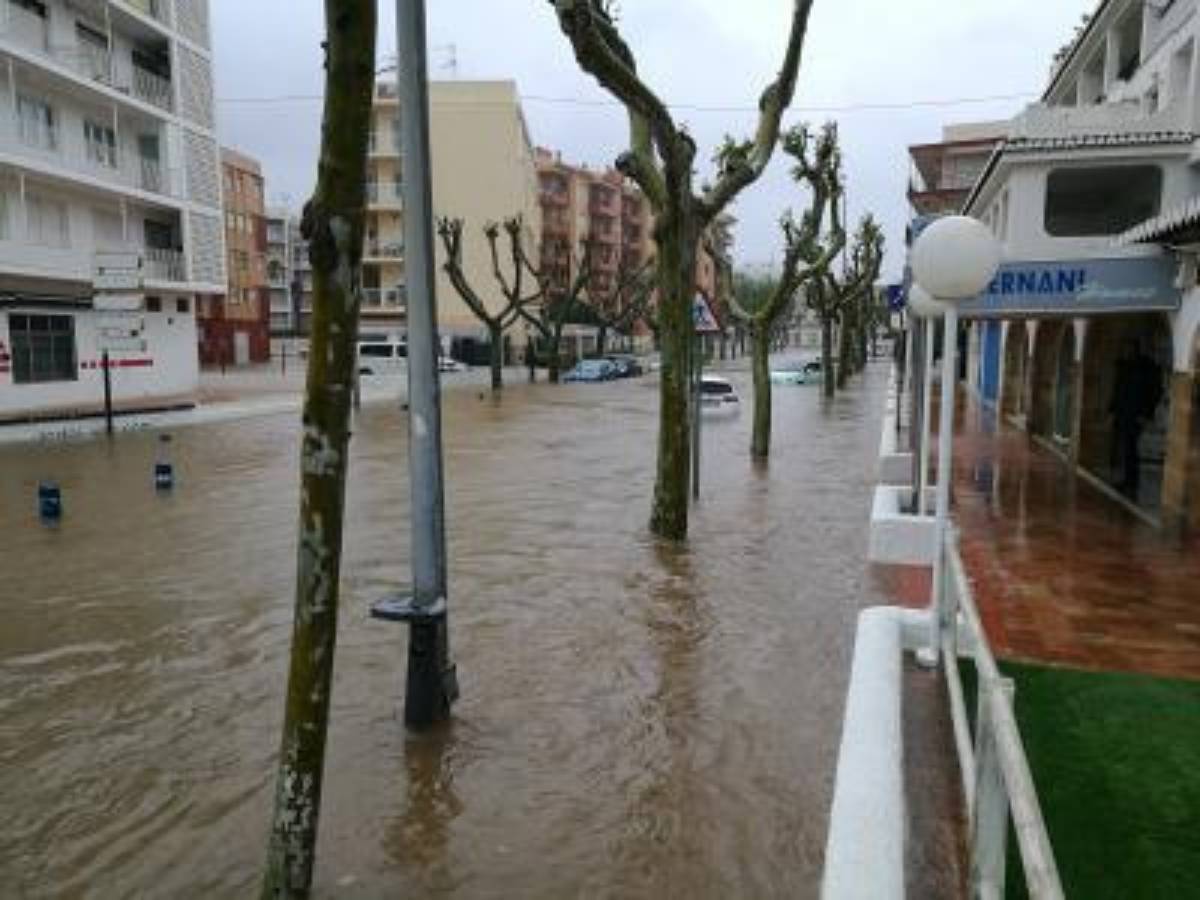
0;365;890;898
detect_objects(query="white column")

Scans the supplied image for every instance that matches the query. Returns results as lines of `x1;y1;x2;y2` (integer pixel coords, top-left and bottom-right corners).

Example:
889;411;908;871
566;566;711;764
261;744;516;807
919;316;935;516
928;305;960;664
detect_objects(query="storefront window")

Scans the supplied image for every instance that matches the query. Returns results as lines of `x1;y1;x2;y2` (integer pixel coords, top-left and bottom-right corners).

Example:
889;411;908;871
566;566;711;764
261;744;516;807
9;314;77;384
1044;166;1162;236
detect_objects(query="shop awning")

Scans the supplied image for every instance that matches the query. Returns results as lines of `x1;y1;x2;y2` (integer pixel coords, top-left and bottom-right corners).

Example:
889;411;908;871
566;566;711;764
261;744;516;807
1116;195;1200;247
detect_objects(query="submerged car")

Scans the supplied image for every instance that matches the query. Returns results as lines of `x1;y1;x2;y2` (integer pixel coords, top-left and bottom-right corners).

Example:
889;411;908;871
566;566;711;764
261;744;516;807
770;358;824;385
563;359;617;382
699;375;740;409
605;355;645;378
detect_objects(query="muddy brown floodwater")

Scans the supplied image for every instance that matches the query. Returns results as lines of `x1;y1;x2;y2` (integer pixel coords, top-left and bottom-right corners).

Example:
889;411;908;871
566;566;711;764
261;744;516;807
0;362;892;898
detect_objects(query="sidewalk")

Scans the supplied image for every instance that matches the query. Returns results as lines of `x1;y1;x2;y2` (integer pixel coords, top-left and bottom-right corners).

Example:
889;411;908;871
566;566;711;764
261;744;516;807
878;392;1200;681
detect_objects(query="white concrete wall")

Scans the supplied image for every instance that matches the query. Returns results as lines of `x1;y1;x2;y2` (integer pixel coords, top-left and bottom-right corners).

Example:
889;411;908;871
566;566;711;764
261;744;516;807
0;303;198;420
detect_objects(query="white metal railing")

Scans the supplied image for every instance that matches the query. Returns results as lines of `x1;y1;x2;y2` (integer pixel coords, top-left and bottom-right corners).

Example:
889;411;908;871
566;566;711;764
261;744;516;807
938;530;1065;899
120;0;170;27
364;240;404;260
368;131;400;155
131;65;172;111
143;246;185;282
0;115;177;199
362;287;405;308
367;180;403;206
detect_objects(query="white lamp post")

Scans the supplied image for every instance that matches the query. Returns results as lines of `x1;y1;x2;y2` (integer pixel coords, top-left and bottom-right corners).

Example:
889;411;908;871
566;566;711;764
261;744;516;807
907;285;947;517
911;216;1001;668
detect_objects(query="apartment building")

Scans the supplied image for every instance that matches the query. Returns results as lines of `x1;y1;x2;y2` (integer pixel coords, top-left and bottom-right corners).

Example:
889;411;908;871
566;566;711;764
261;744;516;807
197;147;267;366
0;0;225;422
907;121;1007;221
365;78;541;357
264;205;289;334
536;147;734;351
957;0;1200;532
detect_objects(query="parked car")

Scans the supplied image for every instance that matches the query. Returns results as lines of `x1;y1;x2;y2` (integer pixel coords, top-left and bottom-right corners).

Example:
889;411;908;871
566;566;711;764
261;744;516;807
358;338;407;376
770;358;824;385
605;355;645;378
700;375;740;409
438;357;467;373
564;359;617;382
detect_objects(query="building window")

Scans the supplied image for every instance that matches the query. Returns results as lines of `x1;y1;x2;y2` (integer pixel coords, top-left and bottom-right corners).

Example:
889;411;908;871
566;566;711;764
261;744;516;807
1044;166;1162;237
9;314;77;384
176;298;189;313
83;120;117;168
26;193;69;247
146;296;162;312
17;95;56;150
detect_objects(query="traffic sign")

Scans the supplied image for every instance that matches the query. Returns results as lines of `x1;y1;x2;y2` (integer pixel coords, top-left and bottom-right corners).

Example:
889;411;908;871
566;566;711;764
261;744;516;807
693;294;721;334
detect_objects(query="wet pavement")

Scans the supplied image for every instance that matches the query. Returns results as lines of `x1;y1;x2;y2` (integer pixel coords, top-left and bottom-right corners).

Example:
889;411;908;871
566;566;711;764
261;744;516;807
0;360;916;898
879;391;1200;681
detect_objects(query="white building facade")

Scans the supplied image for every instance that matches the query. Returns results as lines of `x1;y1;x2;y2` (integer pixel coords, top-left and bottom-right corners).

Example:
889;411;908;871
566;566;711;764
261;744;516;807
961;0;1200;534
0;0;224;422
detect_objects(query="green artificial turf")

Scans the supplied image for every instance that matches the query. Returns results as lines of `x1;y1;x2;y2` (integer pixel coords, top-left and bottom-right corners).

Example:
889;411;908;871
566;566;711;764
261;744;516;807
958;660;1200;900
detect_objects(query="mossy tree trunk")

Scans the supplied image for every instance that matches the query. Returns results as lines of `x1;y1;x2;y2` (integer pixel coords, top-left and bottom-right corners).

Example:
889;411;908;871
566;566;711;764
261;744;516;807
822;315;835;400
552;0;815;540
488;321;503;390
261;2;375;896
750;324;772;457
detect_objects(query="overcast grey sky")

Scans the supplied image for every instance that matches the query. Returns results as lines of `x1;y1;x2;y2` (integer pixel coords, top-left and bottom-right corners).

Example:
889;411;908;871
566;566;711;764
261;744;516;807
213;0;1096;280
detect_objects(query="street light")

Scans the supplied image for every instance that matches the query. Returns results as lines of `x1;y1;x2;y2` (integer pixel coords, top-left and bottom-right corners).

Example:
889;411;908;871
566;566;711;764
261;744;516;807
911;216;1001;668
907;285;947;518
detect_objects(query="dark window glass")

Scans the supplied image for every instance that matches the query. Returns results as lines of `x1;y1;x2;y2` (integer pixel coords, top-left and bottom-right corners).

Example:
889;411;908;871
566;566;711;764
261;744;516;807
1044;166;1162;236
9;313;77;384
146;296;161;312
176;298;189;313
360;344;393;358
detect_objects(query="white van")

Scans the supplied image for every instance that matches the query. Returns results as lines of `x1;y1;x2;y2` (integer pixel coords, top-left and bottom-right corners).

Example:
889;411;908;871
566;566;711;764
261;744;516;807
357;338;407;376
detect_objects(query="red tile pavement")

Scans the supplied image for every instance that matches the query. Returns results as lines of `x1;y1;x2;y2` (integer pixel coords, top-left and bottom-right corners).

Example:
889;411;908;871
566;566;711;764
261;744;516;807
875;396;1200;681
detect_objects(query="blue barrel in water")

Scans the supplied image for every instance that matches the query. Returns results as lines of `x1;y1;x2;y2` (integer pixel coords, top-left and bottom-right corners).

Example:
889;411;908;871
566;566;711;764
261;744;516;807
38;481;62;520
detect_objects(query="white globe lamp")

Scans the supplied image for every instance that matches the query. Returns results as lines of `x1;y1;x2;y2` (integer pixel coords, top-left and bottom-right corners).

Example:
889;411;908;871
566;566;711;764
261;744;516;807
907;284;948;320
909;216;1001;671
911;215;1001;302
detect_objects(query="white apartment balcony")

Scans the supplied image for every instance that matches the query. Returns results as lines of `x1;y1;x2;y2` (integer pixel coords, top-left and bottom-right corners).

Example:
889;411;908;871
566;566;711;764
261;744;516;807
1010;100;1188;143
1;1;174;115
363;239;403;261
117;0;172;29
0;238;185;285
0;115;180;202
368;130;400;157
362;286;405;309
367;180;402;208
142;245;183;282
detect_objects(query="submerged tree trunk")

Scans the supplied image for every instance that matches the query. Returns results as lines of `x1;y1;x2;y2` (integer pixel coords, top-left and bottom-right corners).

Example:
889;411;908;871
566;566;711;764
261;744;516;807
837;311;852;389
649;213;697;541
489;323;503;391
261;2;375;896
750;325;772;458
822;316;835;399
597;324;608;357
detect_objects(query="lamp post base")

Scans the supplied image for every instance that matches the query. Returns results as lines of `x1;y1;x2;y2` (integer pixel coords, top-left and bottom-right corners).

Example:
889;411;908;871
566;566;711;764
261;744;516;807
915;645;939;670
371;593;458;729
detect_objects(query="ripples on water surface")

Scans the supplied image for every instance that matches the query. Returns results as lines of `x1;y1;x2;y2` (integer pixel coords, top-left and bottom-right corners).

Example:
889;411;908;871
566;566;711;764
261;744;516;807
0;364;888;898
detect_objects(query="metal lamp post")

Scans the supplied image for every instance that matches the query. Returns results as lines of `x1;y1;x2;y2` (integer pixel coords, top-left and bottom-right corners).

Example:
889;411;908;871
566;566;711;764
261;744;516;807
911;216;1001;668
908;286;948;517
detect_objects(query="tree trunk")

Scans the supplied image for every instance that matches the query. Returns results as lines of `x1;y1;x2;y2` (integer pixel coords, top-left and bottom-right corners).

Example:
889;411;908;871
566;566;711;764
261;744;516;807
822;316;835;399
489;323;503;391
837;312;852;389
261;2;375;896
548;322;564;383
750;324;772;458
597;324;608;357
649;214;697;541
719;330;728;361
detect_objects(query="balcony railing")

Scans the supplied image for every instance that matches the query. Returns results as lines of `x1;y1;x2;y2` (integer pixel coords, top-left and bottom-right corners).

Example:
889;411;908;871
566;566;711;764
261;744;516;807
120;0;171;28
364;240;404;260
368;131;400;156
1;115;178;199
131;65;172;111
367;180;403;206
362;287;405;308
143;247;185;282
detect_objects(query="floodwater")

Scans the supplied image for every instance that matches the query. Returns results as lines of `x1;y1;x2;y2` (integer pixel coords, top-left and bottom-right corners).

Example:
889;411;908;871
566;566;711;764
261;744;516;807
0;362;890;898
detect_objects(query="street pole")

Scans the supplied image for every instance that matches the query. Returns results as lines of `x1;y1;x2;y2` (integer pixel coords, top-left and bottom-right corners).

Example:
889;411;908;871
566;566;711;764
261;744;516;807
926;305;959;664
102;350;113;436
919;317;935;516
371;0;457;728
692;331;701;501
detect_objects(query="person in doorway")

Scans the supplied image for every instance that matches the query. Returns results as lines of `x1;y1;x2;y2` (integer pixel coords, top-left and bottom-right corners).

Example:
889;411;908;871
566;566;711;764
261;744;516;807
1109;339;1163;497
525;336;537;383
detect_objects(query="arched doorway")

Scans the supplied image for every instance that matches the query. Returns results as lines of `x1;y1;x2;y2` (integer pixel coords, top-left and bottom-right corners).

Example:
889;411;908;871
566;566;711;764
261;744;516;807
1001;321;1029;423
1078;314;1173;509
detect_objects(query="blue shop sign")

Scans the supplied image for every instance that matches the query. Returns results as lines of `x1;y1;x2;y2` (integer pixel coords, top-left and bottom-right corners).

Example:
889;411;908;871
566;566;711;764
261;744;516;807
959;256;1181;317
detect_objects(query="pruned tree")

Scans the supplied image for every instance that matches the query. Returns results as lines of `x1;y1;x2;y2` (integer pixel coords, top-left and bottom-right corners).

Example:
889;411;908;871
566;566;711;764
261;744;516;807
437;216;541;391
261;1;375;896
832;217;885;390
549;0;816;540
519;235;594;382
730;123;844;458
